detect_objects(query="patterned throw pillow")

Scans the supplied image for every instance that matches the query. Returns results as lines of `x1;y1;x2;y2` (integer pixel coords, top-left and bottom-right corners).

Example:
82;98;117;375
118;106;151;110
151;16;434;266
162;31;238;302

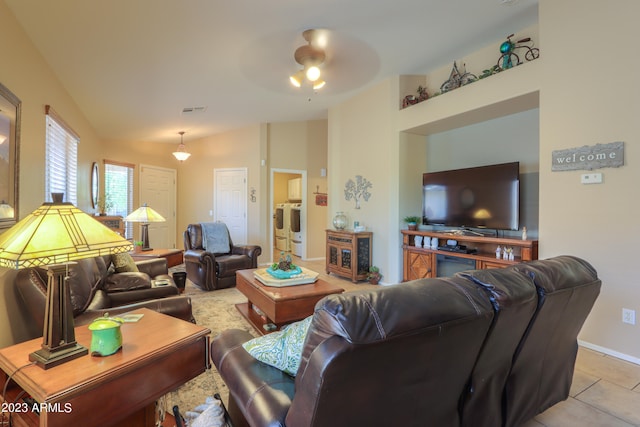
242;316;313;376
111;252;139;273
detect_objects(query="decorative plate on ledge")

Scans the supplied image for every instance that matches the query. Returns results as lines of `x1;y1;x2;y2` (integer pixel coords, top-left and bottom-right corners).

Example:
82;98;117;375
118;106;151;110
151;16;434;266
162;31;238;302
254;267;319;287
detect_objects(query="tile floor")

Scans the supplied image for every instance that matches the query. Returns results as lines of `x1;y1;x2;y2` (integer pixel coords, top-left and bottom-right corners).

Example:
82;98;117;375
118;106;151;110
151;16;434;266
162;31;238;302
292;256;640;427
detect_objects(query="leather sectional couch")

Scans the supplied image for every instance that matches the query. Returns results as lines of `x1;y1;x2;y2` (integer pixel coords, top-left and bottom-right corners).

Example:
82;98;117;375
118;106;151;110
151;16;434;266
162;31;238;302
211;256;601;427
16;255;194;336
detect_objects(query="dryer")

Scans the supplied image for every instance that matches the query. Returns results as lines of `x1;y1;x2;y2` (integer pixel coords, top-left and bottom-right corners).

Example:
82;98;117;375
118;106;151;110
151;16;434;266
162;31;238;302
289;203;303;256
274;203;291;251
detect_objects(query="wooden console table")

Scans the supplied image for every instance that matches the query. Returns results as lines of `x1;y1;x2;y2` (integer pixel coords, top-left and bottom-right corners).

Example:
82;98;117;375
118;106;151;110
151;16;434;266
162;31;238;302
0;308;210;427
402;230;538;281
93;215;125;236
325;229;372;282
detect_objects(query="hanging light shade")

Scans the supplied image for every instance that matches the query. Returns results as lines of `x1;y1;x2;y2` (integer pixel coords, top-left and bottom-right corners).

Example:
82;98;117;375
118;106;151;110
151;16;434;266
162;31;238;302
172;131;191;161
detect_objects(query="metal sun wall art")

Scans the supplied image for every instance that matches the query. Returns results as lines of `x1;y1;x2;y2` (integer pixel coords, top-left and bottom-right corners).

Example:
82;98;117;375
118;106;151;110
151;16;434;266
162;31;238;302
344;175;372;209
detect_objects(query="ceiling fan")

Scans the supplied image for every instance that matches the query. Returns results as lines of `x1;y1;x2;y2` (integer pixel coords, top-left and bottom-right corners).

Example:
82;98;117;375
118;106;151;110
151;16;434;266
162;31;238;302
289;29;327;90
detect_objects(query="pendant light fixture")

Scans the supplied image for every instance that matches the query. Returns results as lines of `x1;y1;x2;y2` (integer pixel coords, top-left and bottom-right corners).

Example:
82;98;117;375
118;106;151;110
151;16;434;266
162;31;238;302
172;131;191;161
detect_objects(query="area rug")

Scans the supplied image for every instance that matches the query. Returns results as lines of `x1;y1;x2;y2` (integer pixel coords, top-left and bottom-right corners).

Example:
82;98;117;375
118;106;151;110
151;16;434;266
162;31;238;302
165;280;258;415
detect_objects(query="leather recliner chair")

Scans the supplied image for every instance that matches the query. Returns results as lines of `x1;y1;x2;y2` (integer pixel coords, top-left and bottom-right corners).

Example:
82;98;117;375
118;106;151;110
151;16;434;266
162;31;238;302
183;223;261;291
16;255;194;338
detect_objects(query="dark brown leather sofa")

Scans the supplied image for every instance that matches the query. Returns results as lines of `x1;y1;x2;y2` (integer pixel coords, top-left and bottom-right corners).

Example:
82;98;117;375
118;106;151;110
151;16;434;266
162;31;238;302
183;223;261;291
211;256;601;427
16;255;194;334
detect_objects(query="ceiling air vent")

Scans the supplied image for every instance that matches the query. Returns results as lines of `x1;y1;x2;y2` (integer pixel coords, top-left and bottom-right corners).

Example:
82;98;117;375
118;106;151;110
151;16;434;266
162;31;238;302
181;106;208;114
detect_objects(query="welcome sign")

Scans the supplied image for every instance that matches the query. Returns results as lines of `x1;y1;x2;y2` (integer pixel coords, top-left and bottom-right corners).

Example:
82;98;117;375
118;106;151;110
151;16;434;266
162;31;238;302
552;141;624;171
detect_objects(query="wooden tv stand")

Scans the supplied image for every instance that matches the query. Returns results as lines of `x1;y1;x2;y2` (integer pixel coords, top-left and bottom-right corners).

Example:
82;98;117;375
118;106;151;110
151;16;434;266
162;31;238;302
402;230;538;281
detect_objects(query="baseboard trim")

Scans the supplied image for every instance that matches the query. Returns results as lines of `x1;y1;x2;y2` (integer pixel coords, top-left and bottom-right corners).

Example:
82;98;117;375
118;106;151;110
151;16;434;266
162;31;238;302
578;339;640;366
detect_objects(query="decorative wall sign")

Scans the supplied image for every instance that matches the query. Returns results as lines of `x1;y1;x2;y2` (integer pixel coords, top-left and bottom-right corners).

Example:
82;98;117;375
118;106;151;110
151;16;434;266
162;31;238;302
313;185;327;206
552;141;624;171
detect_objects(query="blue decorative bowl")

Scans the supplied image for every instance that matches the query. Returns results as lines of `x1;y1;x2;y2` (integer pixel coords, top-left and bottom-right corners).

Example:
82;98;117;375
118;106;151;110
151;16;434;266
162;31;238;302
266;266;302;279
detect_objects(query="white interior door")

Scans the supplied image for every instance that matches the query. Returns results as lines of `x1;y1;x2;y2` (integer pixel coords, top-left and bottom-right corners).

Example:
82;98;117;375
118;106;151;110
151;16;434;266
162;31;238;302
140;164;177;249
214;168;247;244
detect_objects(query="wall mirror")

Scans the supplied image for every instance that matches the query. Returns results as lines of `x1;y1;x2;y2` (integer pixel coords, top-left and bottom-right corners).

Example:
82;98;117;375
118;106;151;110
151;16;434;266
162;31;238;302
91;162;99;209
0;83;20;229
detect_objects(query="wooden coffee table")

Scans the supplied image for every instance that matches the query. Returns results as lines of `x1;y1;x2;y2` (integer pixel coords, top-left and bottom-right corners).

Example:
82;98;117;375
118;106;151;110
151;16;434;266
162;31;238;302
235;269;344;334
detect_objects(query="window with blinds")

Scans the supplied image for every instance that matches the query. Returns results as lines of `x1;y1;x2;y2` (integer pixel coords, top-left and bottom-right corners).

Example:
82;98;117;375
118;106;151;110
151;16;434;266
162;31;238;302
45;107;79;204
105;161;135;239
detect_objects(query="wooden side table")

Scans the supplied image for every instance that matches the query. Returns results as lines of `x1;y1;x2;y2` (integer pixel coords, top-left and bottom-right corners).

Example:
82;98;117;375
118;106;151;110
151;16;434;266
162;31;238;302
0;308;210;427
131;248;184;268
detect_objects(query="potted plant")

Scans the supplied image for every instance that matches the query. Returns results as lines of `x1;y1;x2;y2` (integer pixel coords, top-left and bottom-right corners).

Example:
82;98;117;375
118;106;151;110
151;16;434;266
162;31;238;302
133;240;144;253
367;266;382;284
96;194;113;216
403;215;422;231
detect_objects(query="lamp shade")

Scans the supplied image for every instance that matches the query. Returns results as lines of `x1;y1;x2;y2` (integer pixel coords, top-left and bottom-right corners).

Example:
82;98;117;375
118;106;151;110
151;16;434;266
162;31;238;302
0;200;133;269
124;204;166;251
124;204;166;223
0;201;14;219
0;195;134;369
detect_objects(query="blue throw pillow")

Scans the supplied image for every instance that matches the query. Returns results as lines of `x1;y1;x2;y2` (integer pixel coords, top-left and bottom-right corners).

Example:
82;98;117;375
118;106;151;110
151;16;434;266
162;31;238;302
242;316;313;376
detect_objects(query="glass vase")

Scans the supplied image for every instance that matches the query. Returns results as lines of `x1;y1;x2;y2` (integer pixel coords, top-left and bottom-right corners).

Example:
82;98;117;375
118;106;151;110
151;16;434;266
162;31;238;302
333;212;348;230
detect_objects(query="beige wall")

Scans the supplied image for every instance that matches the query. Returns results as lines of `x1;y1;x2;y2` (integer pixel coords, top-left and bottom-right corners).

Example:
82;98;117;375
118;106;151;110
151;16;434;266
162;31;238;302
176;125;266;254
538;0;640;360
0;1;106;346
268;120;328;260
329;79;399;278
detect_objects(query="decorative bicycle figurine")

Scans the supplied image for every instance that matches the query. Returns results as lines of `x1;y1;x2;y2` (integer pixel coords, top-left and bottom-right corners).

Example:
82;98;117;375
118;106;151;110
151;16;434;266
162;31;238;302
440;61;477;93
497;34;540;70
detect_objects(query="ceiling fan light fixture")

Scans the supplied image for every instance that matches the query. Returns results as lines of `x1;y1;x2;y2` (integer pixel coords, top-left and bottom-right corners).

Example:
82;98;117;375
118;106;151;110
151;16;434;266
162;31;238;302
290;29;327;90
313;79;326;90
172;131;191;161
289;70;304;87
306;66;321;82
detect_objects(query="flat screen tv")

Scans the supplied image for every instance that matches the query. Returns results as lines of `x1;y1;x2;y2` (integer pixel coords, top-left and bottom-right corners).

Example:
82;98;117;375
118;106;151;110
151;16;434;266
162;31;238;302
422;162;520;231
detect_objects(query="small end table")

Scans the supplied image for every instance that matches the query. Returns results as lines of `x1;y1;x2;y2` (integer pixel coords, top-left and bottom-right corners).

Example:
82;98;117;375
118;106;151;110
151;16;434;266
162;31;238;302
131;248;184;268
0;308;210;427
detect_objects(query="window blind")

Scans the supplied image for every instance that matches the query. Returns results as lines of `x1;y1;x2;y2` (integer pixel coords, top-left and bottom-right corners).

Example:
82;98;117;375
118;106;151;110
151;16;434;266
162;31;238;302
104;160;135;239
45;106;79;204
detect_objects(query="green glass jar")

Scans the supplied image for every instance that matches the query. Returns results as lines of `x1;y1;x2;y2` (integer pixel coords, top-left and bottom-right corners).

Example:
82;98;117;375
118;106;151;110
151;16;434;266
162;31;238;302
88;317;123;357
